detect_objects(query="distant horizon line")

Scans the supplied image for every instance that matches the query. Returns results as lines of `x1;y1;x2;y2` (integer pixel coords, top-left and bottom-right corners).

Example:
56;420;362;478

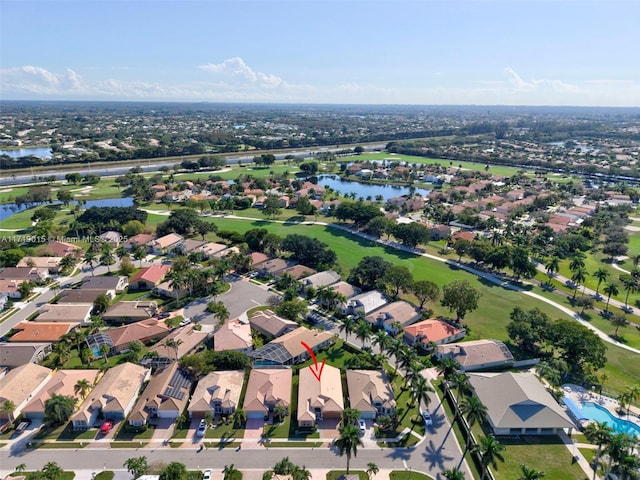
2;99;640;110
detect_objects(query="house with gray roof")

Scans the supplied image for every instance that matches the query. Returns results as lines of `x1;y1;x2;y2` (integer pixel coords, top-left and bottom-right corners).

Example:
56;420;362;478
301;270;341;290
0;342;52;369
436;339;514;372
467;372;576;435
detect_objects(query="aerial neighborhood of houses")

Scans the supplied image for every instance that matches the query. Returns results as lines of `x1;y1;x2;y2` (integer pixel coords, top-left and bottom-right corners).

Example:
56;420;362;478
1;142;640;480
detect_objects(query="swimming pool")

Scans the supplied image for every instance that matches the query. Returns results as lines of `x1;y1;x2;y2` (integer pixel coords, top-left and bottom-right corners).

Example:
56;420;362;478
580;402;640;437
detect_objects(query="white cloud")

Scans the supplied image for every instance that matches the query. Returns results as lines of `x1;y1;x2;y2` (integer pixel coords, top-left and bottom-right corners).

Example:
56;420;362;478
198;57;291;89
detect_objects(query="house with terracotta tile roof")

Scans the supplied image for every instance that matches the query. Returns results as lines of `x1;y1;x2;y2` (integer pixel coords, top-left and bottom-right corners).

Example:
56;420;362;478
9;322;78;343
279;265;317;280
148;233;184;255
0;280;23;299
213;320;253;353
128;265;171;290
123;233;155;251
17;257;64;273
22;369;100;420
346;370;395;419
128;364;192;426
249;252;270;267
366;301;422;334
243;368;292;420
297;364;343;428
403;318;466;348
249;310;298;339
45;240;83;258
188;370;245;418
436;339;514;372
87;318;170;355
0;363;53;422
144;326;209;365
71;362;150;429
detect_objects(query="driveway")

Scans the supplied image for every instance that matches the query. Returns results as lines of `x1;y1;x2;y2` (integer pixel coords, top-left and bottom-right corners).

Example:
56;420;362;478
243;418;264;442
184;276;275;325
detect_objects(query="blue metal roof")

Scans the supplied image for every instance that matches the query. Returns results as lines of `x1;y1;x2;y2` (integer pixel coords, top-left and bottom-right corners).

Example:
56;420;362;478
563;397;587;421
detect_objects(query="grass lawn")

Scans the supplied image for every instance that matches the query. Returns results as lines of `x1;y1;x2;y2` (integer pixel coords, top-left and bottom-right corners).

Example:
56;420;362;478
326;471;367;480
494;436;588;480
33;422;96;441
114;423;155;441
267;441;323;447
94;472;115;480
203;217;640;397
389;471;435;480
13;473;75;480
204;420;243;439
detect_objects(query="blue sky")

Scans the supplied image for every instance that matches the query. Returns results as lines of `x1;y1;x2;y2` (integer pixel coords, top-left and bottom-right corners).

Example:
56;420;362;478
1;0;639;106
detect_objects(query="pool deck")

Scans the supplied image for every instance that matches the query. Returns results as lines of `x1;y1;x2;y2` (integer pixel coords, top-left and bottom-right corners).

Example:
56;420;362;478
562;383;640;431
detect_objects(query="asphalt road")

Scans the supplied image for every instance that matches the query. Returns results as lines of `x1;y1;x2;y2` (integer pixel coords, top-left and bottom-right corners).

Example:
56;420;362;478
184;276;276;324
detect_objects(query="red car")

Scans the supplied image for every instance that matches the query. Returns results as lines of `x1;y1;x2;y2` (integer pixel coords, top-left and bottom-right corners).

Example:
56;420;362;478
100;419;114;434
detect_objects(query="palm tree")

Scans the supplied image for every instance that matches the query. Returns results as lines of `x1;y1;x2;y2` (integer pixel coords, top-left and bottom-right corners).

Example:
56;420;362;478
100;242;115;273
603;283;619;314
74;379;92;399
44;394;76;426
410;375;434;416
449;372;471;407
133;246;147;267
593;267;610;297
42;461;64;480
544;256;560;285
0;399;16;421
583;421;613;480
123;456;149;479
604;433;633;479
207;301;230;326
366;463;379;480
338;316;356;339
222;464;239;480
442;467;465;480
571;268;587;299
335;423;364;474
611;314;629;337
569;253;586;274
354;319;372;348
99;344;110;363
460;396;488;456
292;466;311;480
437;356;460;382
83;250;98;276
620;274;638;308
163;338;183;361
475;435;505;480
518;464;545;480
371;330;389;354
232;408;247;428
386;337;405;371
273;403;288;423
624;385;640;416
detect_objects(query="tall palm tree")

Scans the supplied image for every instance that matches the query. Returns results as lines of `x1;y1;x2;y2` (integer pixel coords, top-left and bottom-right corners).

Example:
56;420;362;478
460;396;488;456
100;243;115;273
386;338;405;371
83;250;98;276
132;246;147;267
619;274;638;308
335;423;364;474
354;319;373;348
571;268;587;299
593;267;610;297
442;467;465;480
410;374;434;416
544;256;560;285
74;379;92;399
518;464;545;480
437;356;460;383
603;283;619;314
338;316;356;339
569;253;586;274
604;433;633;479
449;372;471;407
475;435;505;480
371;330;389;354
583;421;613;480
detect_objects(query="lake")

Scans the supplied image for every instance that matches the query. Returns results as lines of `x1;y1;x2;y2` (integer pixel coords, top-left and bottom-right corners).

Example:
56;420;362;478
0;197;135;223
313;174;430;200
1;147;53;159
